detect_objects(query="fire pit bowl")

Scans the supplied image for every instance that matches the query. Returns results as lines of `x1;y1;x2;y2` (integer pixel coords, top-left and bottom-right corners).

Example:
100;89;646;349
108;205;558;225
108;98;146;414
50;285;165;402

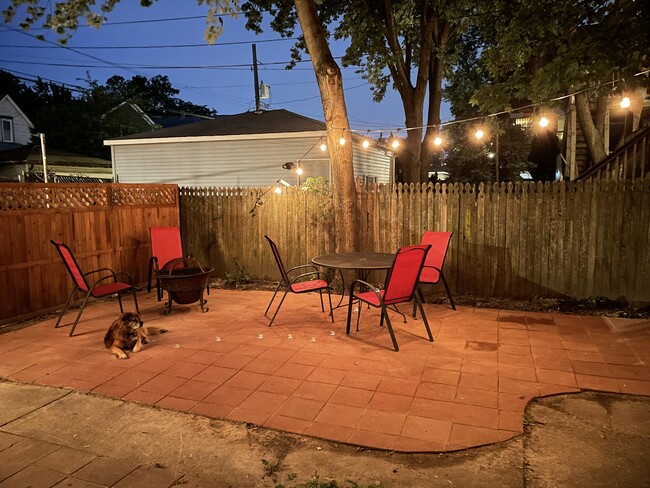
158;257;213;314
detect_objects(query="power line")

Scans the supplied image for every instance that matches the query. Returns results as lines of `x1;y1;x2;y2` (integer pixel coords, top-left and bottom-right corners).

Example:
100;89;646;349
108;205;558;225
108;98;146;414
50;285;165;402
3;37;298;49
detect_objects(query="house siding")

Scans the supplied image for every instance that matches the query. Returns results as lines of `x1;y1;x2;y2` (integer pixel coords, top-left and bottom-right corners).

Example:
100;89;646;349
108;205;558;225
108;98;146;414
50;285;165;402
351;141;393;183
0;96;33;148
112;134;393;186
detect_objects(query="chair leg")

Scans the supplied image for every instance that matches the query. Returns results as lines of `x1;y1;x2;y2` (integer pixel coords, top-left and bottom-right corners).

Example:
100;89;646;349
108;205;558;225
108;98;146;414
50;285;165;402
147;257;155;293
355;300;362;332
382;307;399;352
265;282;283;316
416;295;434;342
117;294;124;313
345;292;355;335
412;284;425;318
55;287;77;328
69;292;93;337
132;288;140;313
318;289;325;312
440;272;456;310
268;290;290;327
326;287;334;323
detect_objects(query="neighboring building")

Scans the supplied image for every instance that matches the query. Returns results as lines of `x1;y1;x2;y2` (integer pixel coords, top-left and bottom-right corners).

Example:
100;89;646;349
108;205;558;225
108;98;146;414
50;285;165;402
0;94;34;151
102;101;160;136
104;109;395;187
0;145;112;182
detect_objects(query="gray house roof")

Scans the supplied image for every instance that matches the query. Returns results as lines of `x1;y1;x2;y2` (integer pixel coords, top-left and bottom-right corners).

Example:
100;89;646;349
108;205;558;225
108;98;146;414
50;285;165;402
108;109;327;141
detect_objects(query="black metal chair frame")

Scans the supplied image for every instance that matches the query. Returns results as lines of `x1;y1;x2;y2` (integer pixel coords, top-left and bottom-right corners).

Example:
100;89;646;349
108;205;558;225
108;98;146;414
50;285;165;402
346;245;433;352
264;235;334;327
51;240;140;336
412;232;456;318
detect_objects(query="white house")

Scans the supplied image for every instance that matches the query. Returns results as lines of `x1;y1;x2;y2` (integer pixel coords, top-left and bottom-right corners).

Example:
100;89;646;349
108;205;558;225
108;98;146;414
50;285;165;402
0;94;33;151
104;109;394;187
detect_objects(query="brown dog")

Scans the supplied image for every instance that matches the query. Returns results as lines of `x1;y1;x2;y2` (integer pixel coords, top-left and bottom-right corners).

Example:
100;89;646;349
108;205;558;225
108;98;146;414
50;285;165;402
104;312;149;359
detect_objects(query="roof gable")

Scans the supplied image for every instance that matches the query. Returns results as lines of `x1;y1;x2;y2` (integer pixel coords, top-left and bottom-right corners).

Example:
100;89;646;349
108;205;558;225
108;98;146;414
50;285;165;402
107;109;327;141
0;94;34;128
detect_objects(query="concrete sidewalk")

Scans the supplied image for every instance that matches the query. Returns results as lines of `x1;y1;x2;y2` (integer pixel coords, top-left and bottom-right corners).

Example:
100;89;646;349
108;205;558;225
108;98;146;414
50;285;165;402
1;380;649;487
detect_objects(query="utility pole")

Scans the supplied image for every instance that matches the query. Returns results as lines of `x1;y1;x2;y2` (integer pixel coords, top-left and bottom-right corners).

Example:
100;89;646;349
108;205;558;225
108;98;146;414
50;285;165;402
39;133;48;183
252;44;261;112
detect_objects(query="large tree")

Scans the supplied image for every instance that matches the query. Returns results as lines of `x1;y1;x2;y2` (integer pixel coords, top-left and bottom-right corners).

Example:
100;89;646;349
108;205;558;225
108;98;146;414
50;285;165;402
4;0;358;251
464;0;649;169
245;0;462;183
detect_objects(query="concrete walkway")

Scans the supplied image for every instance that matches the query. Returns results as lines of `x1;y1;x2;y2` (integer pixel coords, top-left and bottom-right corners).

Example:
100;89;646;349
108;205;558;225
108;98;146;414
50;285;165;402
1;381;649;487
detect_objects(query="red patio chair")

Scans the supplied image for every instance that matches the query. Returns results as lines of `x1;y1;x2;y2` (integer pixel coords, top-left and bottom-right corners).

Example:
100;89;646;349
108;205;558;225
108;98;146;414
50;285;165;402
51;240;140;337
147;226;206;301
264;235;334;327
346;244;433;352
412;231;456;318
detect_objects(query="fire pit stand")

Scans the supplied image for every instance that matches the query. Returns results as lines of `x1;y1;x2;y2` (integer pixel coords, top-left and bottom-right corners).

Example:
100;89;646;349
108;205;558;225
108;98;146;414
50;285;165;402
157;257;213;315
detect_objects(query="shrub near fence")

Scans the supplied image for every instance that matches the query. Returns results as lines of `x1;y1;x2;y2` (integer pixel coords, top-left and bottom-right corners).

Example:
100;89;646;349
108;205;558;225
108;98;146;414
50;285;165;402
0;183;180;323
180;177;650;305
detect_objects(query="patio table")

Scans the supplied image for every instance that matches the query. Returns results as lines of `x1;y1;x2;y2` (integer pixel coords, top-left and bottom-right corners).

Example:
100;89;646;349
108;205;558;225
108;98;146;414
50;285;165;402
311;252;394;308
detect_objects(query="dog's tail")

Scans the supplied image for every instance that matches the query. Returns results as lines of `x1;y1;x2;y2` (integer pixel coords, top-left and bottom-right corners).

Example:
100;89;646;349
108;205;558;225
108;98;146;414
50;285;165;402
103;329;114;348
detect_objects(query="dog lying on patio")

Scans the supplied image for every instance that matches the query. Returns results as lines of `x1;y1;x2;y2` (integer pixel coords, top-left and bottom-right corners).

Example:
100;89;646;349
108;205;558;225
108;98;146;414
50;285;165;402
104;312;149;359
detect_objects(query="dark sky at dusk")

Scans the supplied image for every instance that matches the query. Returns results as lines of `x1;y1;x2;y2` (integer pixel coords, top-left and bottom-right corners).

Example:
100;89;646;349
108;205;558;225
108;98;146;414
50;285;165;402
1;0;452;136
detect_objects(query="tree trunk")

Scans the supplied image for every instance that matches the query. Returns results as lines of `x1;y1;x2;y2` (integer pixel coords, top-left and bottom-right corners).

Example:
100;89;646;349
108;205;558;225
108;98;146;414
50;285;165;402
400;93;425;183
420;46;446;182
294;0;357;252
575;91;608;167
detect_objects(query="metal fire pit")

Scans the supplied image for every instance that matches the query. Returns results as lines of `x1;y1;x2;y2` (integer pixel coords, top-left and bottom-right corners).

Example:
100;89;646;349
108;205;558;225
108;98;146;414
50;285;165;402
158;257;213;314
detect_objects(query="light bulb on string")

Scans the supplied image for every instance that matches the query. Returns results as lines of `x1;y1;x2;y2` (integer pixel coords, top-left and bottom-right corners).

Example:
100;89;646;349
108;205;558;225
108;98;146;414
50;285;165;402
475;129;485;140
362;139;370;149
433;135;443;146
296;162;303;175
539;116;549;127
620;96;631;109
320;143;327;152
339;135;346;146
274;186;282;194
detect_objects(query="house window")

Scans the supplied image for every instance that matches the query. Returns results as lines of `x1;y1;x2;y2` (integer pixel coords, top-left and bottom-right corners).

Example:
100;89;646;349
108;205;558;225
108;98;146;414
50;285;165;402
1;118;13;143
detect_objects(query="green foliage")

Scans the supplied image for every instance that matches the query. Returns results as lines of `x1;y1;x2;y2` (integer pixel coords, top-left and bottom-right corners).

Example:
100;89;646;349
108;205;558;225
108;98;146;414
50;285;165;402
450;0;650;114
0;70;217;159
225;259;252;287
261;458;284;480
3;0;238;45
274;473;382;488
441;118;534;184
300;176;331;222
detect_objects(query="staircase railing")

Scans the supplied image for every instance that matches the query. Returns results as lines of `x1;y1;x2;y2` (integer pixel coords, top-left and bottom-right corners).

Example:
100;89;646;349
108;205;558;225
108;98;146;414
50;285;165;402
576;125;650;181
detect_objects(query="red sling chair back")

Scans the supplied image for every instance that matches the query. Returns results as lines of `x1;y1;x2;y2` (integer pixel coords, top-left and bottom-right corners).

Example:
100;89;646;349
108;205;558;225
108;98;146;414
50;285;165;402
51;240;139;336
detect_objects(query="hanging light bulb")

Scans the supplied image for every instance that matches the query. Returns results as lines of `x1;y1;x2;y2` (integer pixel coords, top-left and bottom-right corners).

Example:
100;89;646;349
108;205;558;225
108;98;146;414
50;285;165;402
539;116;549;127
339;135;346;145
296;162;303;175
362;139;370;149
475;129;485;140
620;96;631;109
433;135;443;146
391;138;399;149
274;186;282;194
320;143;327;152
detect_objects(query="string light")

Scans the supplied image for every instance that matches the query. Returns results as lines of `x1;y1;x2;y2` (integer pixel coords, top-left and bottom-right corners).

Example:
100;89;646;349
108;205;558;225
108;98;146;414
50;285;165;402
475;129;485;140
296;162;303;175
539;117;549;127
620;96;631;108
339;135;346;145
433;135;443;146
320;143;327;151
362;139;370;148
391;138;399;149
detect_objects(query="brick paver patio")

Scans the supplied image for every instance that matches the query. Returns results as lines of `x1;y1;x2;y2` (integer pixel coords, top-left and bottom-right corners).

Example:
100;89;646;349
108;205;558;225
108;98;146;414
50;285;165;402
1;289;648;452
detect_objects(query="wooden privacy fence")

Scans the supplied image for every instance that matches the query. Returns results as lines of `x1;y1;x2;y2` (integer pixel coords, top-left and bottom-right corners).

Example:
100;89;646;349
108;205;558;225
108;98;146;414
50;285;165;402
180;178;650;305
0;183;180;323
